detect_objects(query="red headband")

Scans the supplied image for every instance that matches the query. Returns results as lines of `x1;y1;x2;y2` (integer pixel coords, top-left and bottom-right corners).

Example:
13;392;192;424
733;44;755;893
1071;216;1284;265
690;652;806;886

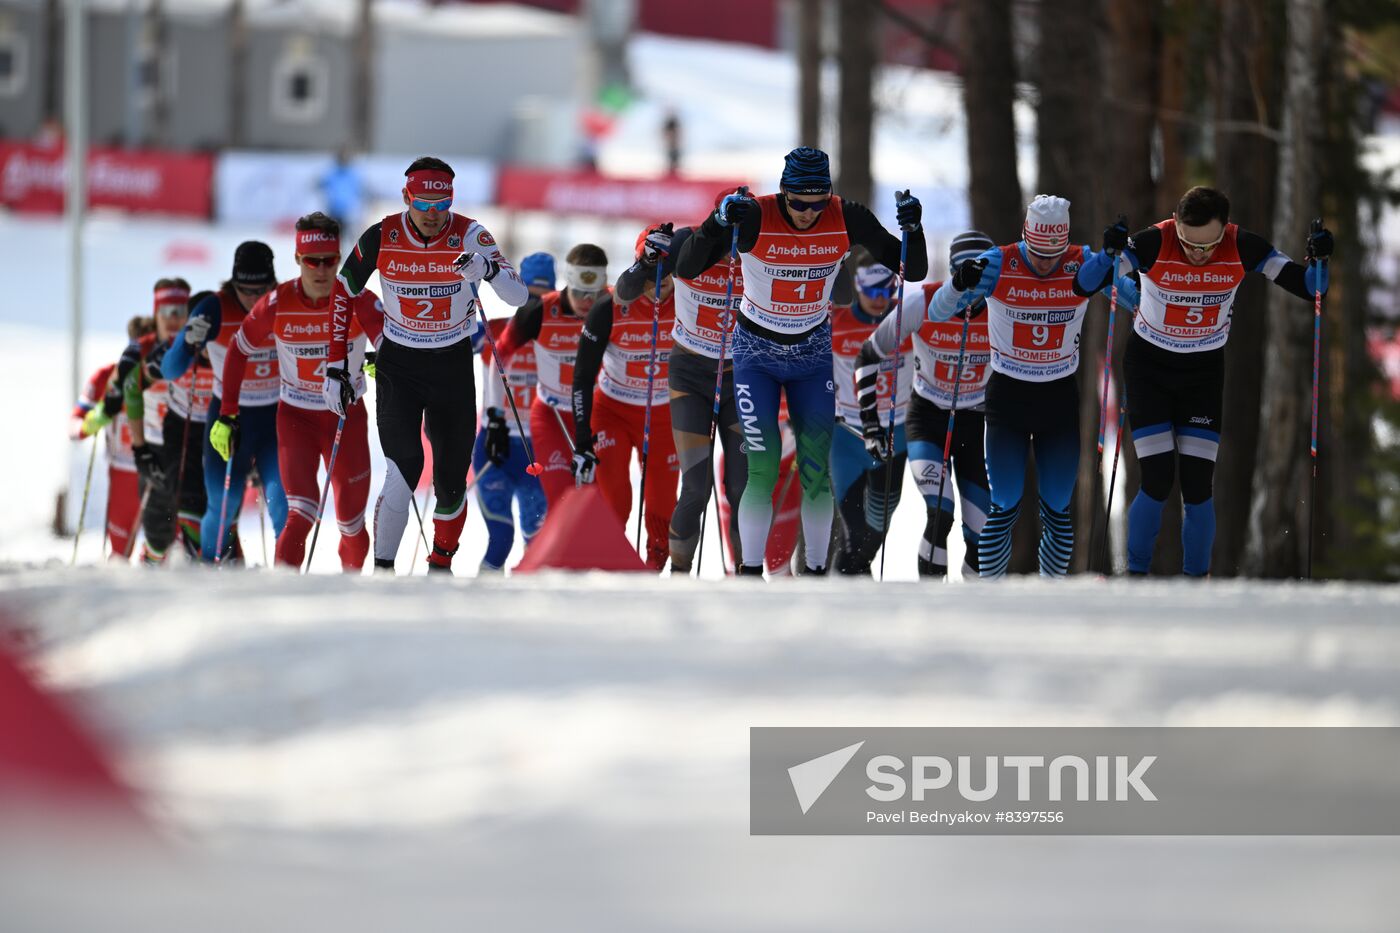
153;286;190;310
296;228;340;256
406;169;454;199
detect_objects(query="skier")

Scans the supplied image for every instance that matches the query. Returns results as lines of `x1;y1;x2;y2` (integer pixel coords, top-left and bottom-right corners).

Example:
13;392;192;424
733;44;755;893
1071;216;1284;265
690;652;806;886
675;146;925;575
857;231;995;577
323;156;528;574
929;195;1137;578
1077;186;1333;576
163;242;286;562
71;316;155;560
829;258;910;574
615;205;747;573
494;244;609;505
571;225;679;570
469;252;553;572
216;213;383;572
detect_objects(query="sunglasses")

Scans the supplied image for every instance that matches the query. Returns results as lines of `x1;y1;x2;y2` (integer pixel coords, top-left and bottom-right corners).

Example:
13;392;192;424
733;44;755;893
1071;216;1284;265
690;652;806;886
859;284;895;300
570;288;604;302
1176;222;1225;255
410;196;453;213
156;304;187;318
299;255;339;268
235;284;272;298
786;195;830;214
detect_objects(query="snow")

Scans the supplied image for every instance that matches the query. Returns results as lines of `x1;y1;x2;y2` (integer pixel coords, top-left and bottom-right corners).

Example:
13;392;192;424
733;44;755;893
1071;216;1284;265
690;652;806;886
2;570;1400;930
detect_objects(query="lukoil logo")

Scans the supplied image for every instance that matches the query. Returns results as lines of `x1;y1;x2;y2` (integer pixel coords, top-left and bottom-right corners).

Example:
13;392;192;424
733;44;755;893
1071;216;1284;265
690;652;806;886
787;744;1158;814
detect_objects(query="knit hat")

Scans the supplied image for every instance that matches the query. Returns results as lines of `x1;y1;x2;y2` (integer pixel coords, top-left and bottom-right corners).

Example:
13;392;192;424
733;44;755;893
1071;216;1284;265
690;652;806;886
949;230;995;269
520;252;556;289
1022;195;1071;257
232;240;276;287
855;263;896;294
780;146;832;195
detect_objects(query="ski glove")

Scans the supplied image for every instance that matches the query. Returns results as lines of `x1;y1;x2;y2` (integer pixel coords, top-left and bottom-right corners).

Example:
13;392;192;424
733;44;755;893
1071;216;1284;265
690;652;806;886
571;443;599;485
1306;220;1334;261
454;252;499;284
322;363;356;418
854;342;889;463
713;191;754;228
133;444;165;486
183;315;213;347
484;408;510;466
80;408;111;438
363;351;377;380
210;415;239;462
861;420;890;464
952;257;988;292
895;189;922;232
641;223;674;265
1102;216;1131;256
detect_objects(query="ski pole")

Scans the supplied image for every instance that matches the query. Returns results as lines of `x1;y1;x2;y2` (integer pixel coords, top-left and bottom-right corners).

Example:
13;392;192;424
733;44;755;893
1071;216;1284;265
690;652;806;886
931;303;976;578
471;283;542;476
124;481;154;561
1100;401;1128;574
696;206;743;577
257;475;269;567
71;434;100;566
1308;218;1324;581
303;414;345;573
878;196;911;581
1098;216;1126;455
214;435;237;565
635;253;665;554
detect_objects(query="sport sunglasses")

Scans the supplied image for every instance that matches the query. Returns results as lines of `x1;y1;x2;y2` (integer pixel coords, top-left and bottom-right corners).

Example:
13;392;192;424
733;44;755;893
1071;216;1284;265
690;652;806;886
410;196;454;213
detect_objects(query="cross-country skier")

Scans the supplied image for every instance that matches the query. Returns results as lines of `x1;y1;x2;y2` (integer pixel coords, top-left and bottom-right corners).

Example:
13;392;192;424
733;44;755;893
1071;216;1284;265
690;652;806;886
216;213;383;572
571;225;680;570
929;196;1137;578
324;156;528;574
857;231;995;577
674;146;927;575
1077;186;1333;576
829;257;910;574
494;244;609;505
71;316;155;560
163;242;285;563
614;202;747;573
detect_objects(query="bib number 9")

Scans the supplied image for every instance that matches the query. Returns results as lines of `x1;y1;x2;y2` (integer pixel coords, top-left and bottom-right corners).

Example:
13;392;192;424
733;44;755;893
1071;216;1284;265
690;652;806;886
1012;322;1065;350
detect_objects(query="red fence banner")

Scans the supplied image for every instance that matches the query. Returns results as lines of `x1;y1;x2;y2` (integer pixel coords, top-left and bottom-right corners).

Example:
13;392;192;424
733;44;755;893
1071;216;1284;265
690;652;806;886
0;142;214;218
496;167;748;222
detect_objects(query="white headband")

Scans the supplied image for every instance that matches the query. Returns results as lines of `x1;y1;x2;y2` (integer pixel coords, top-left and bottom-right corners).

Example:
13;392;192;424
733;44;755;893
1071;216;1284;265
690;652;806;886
565;264;607;292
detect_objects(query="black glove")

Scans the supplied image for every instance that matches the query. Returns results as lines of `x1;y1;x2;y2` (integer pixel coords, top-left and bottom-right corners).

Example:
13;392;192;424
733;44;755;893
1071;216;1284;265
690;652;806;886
571;440;599;485
952;257;988;292
133;444;165;487
326;366;355;417
895;189;922;232
1306;218;1333;261
641;223;675;265
955;298;988;321
861;418;889;463
713;190;754;228
484;408;510;466
1103;215;1130;256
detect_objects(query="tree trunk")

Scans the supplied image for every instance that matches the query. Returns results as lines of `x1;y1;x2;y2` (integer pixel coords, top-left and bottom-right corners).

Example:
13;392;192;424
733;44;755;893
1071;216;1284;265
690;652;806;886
958;0;1022;244
797;0;824;147
1243;0;1324;577
1211;0;1281;576
836;0;875;206
229;0;247;148
353;0;373;152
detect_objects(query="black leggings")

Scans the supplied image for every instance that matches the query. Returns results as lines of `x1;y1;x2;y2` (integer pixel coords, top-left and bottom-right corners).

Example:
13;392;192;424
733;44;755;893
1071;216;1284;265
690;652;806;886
142;412;207;557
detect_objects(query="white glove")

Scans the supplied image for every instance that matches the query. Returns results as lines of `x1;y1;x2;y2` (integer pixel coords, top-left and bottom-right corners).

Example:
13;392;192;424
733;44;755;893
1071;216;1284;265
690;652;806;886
321;359;355;417
184;315;213;346
454;252;498;284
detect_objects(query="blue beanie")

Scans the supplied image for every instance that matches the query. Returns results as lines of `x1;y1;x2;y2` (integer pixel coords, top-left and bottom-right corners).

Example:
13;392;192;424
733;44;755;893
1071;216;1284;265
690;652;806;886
520;252;556;289
780;146;832;195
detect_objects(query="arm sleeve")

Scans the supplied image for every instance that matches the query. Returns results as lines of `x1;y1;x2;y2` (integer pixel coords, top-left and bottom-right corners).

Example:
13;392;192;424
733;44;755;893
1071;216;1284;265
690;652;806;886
570;296;615;450
617;227;691;302
676;211;756;278
221;296;276;418
352;290;385;348
161;294;219;380
493;296;543;363
104;341;142;416
870;288;932;357
1075;226;1160;296
844;200;929;281
470;222;529;307
331;223;382;363
1236;228;1324;301
929;248;1003;322
123;363;145;426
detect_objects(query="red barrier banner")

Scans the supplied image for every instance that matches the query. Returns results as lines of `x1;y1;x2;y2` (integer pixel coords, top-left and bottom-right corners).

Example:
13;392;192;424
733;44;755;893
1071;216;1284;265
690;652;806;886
496;167;748;222
0;142;214;218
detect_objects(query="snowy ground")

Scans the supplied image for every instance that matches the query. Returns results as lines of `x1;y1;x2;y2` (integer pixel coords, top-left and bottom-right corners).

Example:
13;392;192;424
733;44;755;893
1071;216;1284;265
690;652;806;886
2;570;1400;931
